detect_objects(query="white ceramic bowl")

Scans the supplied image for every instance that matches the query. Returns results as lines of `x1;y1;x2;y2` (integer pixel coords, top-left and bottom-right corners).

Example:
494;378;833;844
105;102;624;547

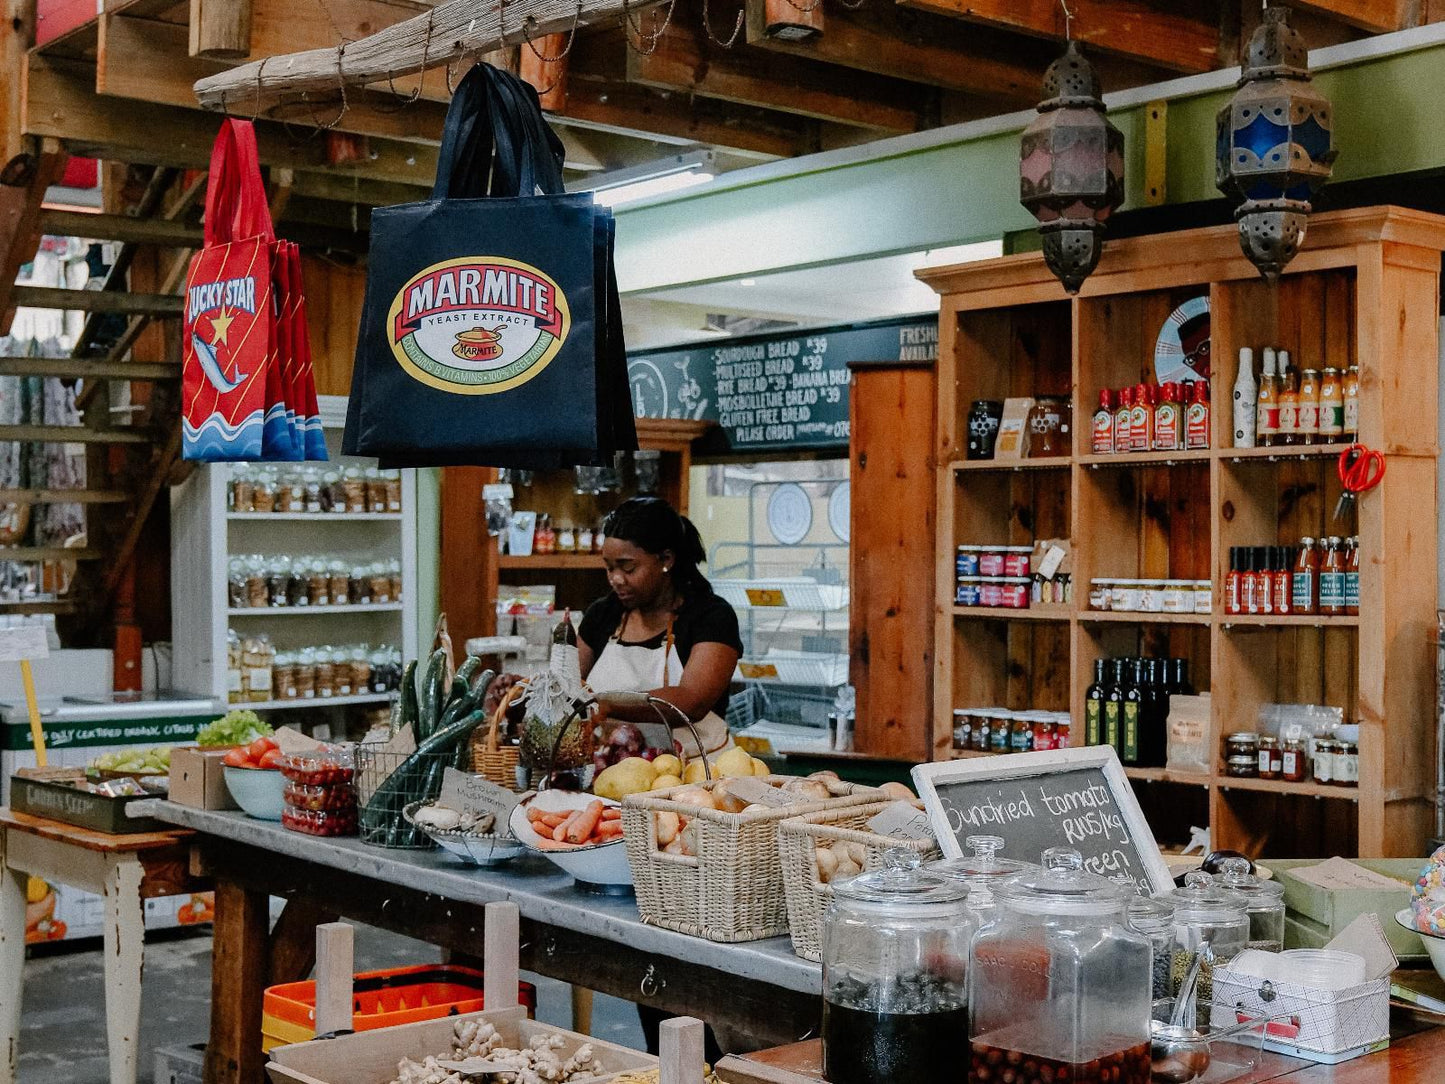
508;790;632;893
1396;907;1445;983
402;801;526;867
223;766;285;821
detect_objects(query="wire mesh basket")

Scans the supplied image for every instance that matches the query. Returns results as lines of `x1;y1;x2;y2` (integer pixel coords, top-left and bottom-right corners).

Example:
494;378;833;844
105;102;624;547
355;744;456;849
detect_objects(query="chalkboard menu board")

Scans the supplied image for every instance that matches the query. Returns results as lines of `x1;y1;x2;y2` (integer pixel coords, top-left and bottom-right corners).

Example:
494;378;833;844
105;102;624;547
627;317;937;452
911;748;1174;896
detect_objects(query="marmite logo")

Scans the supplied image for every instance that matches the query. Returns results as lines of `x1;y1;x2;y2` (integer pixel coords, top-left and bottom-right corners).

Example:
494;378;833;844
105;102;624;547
386;257;570;395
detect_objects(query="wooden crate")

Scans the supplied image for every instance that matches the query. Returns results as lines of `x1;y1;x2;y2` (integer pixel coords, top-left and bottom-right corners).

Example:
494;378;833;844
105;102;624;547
920;206;1445;859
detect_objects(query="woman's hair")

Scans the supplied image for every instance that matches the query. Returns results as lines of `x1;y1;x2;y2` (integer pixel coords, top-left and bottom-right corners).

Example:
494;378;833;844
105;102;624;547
602;497;712;596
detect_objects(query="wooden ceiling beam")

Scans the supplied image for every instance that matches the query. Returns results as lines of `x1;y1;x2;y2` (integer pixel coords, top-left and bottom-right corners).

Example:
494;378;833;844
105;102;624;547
897;0;1223;74
626;12;933;132
1284;1;1414;33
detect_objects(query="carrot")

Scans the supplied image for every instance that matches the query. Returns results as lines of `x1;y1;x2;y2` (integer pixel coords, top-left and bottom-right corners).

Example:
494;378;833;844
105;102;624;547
538;812;568;828
552;809;581;842
566;800;605;844
595;821;624;840
600;807;622;821
527;807;549;823
531;836;580;851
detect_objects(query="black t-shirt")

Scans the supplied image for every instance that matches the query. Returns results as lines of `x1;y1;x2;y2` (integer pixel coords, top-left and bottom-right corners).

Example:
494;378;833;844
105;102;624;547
578;590;744;718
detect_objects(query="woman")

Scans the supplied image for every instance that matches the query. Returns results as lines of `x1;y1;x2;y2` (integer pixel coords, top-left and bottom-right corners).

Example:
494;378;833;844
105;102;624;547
579;497;742;757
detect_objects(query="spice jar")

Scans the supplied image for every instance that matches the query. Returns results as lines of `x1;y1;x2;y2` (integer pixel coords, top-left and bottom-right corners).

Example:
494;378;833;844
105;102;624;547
1257;736;1281;779
322;470;345;513
313;648;336;699
266;557;292;608
329;561;350;606
967;400;1003;459
368;564;392;604
303;468;323;514
822;851;974;1084
252;470;277;513
307;562;330;607
970;849;1151;1084
350;566;371;605
231;467;255;513
1215;856;1285;952
342;467;367;514
1281;735;1308;782
293;648;317;699
1126;895;1177;1003
1167;872;1250;1027
365;467;388;514
929;834;1036;928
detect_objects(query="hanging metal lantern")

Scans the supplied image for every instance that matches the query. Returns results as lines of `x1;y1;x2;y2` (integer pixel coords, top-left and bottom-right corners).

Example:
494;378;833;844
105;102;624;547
1019;41;1124;294
1216;6;1336;280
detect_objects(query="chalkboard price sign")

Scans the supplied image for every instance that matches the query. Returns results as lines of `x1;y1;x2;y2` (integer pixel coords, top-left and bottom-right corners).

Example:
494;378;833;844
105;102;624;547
911;747;1174;896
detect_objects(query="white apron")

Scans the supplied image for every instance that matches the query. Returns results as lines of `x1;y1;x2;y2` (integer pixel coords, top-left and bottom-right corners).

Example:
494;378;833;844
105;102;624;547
586;616;733;759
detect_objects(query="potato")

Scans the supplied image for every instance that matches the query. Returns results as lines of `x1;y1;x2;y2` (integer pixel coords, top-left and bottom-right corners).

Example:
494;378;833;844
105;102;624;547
878;781;916;800
782;778;832;803
663;837;688;856
671;787;719;811
680;820;699;856
815;845;839;884
651;773;684;791
844;841;868;866
808;770;840;781
655;810;681;847
833;855;861;881
711;779;749;814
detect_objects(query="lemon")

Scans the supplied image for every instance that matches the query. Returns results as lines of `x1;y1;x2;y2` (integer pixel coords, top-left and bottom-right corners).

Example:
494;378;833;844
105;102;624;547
25;876;49;904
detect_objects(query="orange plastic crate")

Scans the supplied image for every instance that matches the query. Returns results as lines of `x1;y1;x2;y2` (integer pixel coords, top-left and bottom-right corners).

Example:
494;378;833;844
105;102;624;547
262;965;536;1050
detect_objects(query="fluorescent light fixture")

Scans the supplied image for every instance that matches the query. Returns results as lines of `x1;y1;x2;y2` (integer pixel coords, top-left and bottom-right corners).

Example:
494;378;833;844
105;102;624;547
739;278;757;287
581;151;717;209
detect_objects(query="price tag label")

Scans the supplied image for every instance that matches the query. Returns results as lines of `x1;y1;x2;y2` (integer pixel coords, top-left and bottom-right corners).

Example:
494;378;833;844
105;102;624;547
738;662;780;680
866;801;934;842
0;625;49;663
745;589;786;607
438;767;524;827
723;776;796;808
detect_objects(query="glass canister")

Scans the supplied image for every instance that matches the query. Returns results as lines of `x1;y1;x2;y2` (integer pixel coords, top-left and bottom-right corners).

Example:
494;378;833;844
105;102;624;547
822;851;974;1084
1214;856;1285;952
929;834;1036;928
969;848;1152;1084
1127;894;1177;1003
1026;396;1070;458
1166;871;1250;1027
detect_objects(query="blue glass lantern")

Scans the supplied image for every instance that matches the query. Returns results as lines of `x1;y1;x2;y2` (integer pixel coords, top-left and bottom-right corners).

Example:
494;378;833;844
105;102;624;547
1020;41;1124;294
1216;7;1336;280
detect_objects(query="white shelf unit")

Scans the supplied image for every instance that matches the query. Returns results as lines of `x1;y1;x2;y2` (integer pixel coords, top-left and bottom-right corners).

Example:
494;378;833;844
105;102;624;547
171;395;420;708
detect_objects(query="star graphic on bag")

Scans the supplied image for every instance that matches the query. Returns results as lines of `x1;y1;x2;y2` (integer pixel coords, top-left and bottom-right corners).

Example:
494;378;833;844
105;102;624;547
209;307;235;346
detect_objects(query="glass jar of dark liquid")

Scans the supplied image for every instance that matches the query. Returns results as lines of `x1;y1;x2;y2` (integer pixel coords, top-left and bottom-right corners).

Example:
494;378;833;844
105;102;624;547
822;850;974;1084
967;400;1004;459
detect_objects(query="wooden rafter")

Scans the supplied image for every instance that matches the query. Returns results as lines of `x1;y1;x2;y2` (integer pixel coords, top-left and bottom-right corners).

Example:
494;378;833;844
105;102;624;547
898;0;1223;74
1285;0;1414;33
191;0;650;113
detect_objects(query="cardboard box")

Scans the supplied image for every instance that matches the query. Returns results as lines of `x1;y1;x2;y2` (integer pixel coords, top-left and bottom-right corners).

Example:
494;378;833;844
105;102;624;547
265;1006;654;1084
1269;857;1425;960
169;746;239;810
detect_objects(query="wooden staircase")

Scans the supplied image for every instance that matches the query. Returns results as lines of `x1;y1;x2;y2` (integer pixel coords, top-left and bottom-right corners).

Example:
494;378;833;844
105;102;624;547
0;157;195;632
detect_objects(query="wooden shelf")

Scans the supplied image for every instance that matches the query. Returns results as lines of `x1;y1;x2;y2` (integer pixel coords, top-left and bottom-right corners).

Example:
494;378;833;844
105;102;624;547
1215;775;1360;801
227;603;403;616
497;554;605;570
1217;614;1359;629
951;458;1070;472
1219;444;1351;463
1081;611;1210;626
1077;449;1213;467
241;692;394;712
0;599;76;615
1124;767;1211;787
228;512;402;522
951;606;1070;621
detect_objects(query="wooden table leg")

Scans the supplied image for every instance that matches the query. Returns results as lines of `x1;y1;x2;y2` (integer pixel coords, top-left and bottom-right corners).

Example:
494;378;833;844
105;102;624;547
101;855;145;1084
0;828;26;1084
205;879;268;1084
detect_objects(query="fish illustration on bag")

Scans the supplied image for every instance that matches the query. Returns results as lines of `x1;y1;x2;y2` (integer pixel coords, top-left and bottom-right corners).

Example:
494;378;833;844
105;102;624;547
191;332;248;394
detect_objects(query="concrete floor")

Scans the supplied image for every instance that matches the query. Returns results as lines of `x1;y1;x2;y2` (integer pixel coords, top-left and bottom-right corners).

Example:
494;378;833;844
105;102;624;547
17;924;645;1084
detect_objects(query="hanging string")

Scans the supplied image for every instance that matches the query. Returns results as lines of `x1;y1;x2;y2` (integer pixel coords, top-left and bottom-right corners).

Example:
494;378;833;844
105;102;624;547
700;0;745;46
620;0;679;56
378;8;437;109
1059;0;1074;40
523;1;585;64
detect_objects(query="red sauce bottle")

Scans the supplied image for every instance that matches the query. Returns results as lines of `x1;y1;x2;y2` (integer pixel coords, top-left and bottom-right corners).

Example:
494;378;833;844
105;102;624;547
1092;389;1115;455
1225;547;1241;615
1273;545;1293;615
1113;387;1134;454
1185;381;1211;450
1131;383;1155;451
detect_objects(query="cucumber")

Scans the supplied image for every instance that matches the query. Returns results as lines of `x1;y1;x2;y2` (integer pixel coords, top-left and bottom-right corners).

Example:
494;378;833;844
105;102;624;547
398;660;419;735
419;648;448;741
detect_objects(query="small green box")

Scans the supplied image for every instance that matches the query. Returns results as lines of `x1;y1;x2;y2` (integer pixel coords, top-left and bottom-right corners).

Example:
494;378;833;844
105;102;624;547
1268;857;1426;960
9;772;162;834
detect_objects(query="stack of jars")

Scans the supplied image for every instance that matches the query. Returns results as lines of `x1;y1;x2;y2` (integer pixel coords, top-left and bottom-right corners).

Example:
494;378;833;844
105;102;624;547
230;464;402;514
954;545;1035;608
279;746;358;836
227;556;403;608
271;644;405;701
1092;381;1210;455
952;707;1072;754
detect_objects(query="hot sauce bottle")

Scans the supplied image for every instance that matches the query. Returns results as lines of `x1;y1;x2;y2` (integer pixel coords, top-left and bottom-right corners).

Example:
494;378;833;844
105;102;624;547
1255;547;1274;615
1131;383;1154;451
1319;536;1346;615
1093;389;1116;455
1273;545;1294;616
1276;352;1299;446
1153;382;1181;451
1240;548;1259;615
1114;386;1135;454
1292;536;1319;615
1185;381;1211;450
1225;547;1242;615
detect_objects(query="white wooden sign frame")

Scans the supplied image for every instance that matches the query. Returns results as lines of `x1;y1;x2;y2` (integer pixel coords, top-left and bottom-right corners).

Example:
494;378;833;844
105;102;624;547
911;746;1175;896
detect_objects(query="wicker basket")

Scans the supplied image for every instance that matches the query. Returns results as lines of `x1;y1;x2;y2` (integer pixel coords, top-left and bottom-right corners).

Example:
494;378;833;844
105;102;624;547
470;683;523;790
776;799;940;962
620;775;881;943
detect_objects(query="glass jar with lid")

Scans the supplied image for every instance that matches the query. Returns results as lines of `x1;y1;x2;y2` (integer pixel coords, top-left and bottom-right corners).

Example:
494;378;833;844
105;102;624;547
1166;871;1250;1026
821;850;974;1084
1127;894;1177;1002
970;848;1152;1084
928;834;1036;928
1214;856;1285;952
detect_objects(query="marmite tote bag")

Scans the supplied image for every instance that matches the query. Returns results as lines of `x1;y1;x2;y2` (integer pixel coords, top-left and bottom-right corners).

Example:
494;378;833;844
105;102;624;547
182;120;276;461
345;64;621;467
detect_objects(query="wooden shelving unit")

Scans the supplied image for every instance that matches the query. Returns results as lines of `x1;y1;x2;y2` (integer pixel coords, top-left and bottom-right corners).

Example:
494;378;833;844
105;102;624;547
920;207;1445;859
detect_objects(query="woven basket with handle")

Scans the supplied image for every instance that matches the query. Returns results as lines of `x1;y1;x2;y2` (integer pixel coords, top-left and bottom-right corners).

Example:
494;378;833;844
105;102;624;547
620;775;881;943
470;683;522;790
776;799;939;962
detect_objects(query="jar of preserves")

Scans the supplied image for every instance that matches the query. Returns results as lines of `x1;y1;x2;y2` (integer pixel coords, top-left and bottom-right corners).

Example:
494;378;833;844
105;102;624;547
1312;738;1336;785
956;577;983;607
970;849;1151;1084
1002;546;1032;578
1224;732;1259;761
1257;736;1280;779
970;714;991;752
953;709;970;750
1032;713;1057;752
1009;714;1034;753
999;577;1030;609
979;548;1006;577
822;851;974;1084
1281;736;1308;782
989;712;1012;753
1027;397;1070;458
1335;742;1359;786
1225;754;1258;778
956;546;982;577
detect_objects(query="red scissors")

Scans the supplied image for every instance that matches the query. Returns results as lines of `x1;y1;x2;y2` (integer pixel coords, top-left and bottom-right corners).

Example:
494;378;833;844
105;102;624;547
1334;444;1385;521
